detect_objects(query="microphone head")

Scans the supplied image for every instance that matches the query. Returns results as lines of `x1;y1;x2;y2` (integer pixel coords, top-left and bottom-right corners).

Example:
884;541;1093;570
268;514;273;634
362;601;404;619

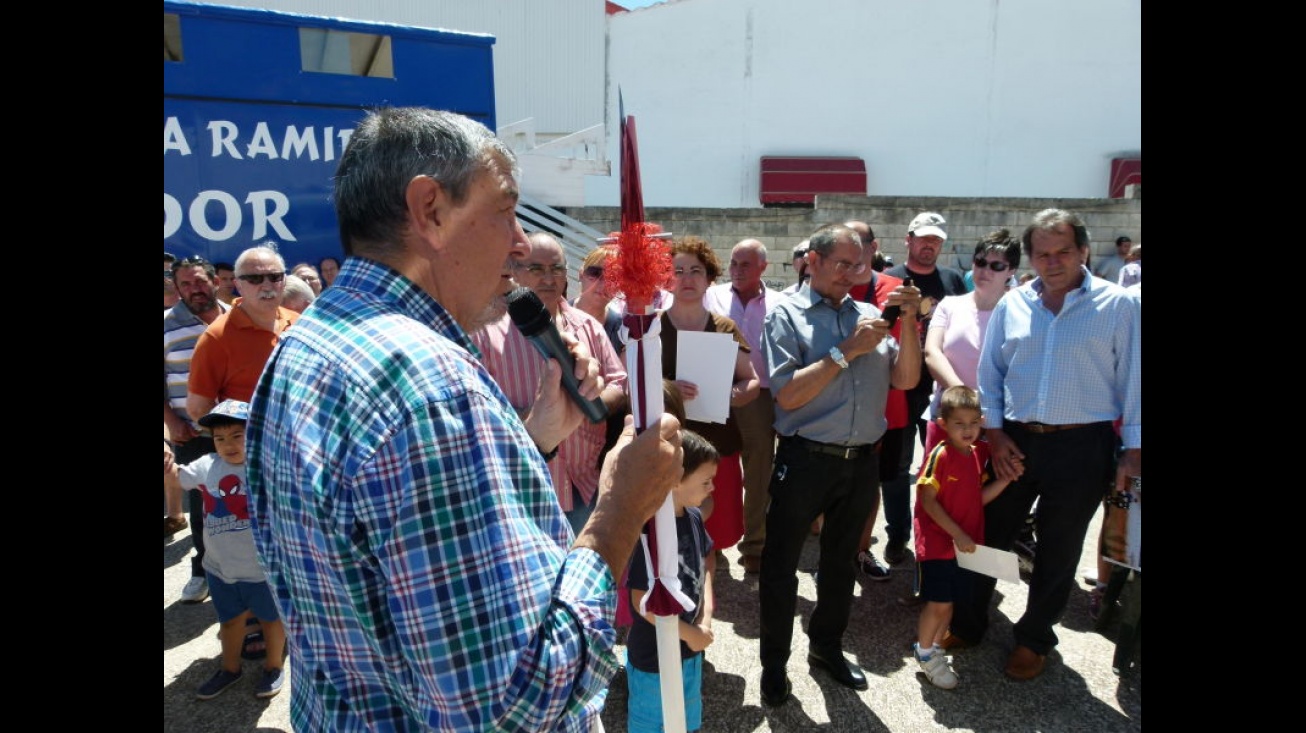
506;286;551;337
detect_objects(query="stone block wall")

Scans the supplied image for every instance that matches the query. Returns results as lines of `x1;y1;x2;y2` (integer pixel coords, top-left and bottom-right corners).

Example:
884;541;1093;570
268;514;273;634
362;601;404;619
559;196;1141;289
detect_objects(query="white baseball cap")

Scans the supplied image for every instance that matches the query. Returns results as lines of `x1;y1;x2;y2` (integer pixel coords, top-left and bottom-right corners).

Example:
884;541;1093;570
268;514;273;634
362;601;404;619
908;212;947;241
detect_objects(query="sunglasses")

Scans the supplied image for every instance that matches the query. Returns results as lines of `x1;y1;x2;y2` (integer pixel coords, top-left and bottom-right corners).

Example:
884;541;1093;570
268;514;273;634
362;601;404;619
973;258;1011;272
583;266;604;278
236;271;287;284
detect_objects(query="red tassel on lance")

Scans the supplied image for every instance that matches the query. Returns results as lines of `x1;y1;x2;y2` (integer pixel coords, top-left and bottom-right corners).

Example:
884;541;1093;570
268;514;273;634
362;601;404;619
608;222;671;314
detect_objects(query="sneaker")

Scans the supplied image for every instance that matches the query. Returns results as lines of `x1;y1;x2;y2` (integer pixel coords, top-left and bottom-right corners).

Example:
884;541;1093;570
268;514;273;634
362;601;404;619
857;551;891;582
196;668;243;700
180;576;209;603
884;540;909;566
916;648;959;689
254;667;285;699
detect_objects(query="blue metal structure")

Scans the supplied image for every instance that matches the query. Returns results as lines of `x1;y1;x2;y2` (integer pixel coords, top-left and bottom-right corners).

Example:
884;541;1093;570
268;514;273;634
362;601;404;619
163;0;496;266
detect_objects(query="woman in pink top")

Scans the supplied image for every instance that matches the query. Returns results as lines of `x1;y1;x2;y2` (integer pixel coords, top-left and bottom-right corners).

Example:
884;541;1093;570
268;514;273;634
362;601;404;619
922;231;1022;456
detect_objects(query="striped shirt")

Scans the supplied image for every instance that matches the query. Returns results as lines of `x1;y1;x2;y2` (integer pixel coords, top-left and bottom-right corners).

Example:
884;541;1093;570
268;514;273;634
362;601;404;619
470;300;627;510
703;282;785;389
978;267;1141;449
247;257;617;732
164;299;229;426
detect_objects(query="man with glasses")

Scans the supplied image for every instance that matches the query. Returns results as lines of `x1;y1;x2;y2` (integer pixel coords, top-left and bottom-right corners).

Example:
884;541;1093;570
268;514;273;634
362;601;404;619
165;255;232;603
780;240;810;295
757;223;921;706
471;231;628;535
187;244;299;656
188;244;299;425
883;212;967;567
703;238;784;574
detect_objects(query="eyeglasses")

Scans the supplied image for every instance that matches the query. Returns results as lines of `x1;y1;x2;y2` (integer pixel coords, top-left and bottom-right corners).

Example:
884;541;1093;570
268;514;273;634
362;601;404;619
236;271;287;284
673;266;708;278
822;256;867;276
583;266;604;279
518;264;568;277
972;258;1011;272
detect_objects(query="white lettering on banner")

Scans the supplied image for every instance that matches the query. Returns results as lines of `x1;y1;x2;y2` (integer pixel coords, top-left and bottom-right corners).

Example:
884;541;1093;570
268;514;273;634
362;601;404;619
163;191;295;242
163;116;192;156
164;116;354;244
161;118;353;162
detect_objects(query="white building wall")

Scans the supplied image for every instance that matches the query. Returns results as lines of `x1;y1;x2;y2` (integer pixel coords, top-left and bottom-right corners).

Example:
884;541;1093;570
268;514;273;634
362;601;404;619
206;0;606;137
588;0;1142;207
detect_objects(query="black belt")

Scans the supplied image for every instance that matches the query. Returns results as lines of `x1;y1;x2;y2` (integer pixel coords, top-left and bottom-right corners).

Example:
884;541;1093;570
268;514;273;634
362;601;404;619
1007;420;1104;434
784;434;878;460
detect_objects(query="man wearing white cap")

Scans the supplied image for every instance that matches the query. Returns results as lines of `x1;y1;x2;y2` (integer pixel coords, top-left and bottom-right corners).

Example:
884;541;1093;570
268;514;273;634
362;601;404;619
882;213;967;566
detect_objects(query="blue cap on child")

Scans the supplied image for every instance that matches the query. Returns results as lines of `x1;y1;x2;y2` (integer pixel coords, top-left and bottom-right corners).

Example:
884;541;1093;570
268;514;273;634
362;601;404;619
197;399;250;427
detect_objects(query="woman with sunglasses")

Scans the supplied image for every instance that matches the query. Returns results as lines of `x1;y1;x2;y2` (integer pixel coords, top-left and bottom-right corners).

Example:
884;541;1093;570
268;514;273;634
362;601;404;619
921;230;1021;456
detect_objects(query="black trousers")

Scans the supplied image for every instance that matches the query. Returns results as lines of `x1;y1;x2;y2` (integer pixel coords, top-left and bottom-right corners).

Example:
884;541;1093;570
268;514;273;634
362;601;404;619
950;422;1117;655
175;435;215;579
759;437;878;669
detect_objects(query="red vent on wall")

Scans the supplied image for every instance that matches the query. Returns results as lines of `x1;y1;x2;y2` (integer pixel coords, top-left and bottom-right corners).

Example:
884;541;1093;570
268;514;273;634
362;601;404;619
760;156;866;205
1109;158;1141;198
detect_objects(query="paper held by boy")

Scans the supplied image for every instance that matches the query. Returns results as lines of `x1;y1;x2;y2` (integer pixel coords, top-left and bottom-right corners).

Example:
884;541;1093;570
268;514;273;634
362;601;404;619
955;544;1022;584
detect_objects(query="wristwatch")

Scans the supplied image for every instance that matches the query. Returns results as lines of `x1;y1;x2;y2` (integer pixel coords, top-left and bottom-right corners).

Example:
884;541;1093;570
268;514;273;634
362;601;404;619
828;346;849;369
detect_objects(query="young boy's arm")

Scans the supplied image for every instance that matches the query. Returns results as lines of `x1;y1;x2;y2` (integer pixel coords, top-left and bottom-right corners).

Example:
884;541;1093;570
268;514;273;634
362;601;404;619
979;452;1018;505
980;476;1013;505
630;588;715;653
918;483;978;554
691;558;715;653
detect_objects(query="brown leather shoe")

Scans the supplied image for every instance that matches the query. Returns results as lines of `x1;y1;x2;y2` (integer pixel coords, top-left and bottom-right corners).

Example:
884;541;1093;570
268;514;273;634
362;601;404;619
937;630;974;651
164;516;189;537
740;554;762;574
1004;645;1046;680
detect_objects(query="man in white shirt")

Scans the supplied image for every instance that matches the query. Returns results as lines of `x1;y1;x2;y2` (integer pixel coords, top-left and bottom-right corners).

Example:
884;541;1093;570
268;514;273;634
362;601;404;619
704;238;785;573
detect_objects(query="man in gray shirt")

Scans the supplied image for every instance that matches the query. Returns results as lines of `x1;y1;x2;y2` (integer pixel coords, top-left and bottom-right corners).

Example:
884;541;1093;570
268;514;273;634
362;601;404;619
757;223;921;706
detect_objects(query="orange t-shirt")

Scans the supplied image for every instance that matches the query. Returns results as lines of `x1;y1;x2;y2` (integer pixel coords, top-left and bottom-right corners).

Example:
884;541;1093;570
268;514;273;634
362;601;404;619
188;303;298;402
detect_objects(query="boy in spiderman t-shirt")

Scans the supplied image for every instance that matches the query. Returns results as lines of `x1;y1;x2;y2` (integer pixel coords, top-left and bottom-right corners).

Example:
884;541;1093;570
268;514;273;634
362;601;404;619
173;400;286;701
909;386;1017;689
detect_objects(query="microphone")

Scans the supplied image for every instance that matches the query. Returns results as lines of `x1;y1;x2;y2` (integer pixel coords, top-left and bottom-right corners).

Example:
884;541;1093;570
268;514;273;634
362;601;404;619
506;287;609;424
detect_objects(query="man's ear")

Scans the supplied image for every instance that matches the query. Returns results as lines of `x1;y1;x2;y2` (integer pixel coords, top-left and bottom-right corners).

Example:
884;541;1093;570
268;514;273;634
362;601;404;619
405;175;450;252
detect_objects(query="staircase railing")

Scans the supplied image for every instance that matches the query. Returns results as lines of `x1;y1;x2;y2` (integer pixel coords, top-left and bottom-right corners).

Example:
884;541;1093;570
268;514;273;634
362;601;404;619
516;193;610;292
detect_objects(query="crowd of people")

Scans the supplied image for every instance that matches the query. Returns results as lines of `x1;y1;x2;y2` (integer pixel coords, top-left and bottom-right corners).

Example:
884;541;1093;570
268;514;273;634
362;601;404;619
164;107;1140;730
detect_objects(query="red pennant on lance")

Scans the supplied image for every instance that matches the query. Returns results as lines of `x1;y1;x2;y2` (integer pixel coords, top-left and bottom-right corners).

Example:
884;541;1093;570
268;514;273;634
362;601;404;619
619;103;645;231
609;95;692;732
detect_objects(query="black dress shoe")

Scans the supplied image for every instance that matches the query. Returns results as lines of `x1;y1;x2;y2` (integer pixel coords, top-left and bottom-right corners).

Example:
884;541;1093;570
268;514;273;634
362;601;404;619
760;667;792;707
807;647;868;690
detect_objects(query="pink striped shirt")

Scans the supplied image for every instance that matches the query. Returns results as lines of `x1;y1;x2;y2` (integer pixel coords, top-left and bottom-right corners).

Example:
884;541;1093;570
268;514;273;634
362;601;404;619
471;300;628;510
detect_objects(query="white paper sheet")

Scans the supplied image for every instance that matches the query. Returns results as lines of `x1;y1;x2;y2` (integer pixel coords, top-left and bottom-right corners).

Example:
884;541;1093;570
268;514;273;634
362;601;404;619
675;330;737;424
955;544;1023;584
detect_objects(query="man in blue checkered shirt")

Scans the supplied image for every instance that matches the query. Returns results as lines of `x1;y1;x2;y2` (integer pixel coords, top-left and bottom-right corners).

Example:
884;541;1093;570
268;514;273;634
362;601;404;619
246;108;682;732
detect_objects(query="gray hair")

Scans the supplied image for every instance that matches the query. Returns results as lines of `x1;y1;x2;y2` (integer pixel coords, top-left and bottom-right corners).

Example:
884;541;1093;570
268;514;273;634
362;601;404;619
333;107;518;256
807;224;860;258
282;274;316;309
234;243;286;274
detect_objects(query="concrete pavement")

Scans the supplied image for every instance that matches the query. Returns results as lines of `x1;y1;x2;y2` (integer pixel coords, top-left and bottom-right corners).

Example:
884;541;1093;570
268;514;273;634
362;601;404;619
164;499;1140;732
